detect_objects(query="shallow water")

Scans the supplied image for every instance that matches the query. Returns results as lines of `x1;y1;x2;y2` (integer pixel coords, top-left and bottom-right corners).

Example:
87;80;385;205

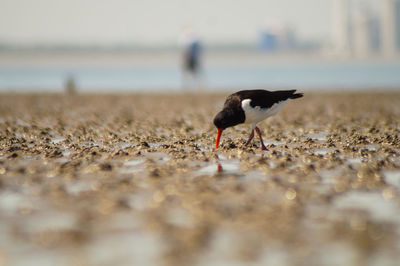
2;62;400;91
333;191;400;224
384;170;400;189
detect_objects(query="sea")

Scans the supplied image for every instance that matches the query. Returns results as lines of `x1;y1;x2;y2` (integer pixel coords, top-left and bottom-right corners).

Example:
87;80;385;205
1;54;400;93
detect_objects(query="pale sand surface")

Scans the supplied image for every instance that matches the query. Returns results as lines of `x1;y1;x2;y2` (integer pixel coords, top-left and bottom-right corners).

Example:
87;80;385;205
0;92;400;266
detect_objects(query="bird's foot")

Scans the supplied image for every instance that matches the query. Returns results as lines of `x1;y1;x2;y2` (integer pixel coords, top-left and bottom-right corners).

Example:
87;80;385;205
260;145;268;151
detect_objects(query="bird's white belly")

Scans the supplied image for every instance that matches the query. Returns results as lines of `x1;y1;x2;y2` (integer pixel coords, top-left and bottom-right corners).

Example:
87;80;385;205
241;99;289;125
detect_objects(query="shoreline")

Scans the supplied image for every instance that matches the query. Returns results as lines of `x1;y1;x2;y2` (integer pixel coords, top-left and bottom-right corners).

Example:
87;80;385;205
1;49;400;67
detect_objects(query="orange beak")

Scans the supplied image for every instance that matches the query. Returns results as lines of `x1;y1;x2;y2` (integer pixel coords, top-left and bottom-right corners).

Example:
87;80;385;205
215;128;223;149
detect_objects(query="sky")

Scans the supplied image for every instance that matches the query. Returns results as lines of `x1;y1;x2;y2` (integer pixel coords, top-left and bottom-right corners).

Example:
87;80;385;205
0;0;379;46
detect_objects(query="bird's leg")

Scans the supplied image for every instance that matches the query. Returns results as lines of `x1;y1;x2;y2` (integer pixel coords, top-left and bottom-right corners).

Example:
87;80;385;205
255;126;267;151
245;129;255;146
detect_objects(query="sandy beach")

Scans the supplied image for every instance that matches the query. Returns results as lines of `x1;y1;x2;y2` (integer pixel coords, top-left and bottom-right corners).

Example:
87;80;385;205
0;92;400;266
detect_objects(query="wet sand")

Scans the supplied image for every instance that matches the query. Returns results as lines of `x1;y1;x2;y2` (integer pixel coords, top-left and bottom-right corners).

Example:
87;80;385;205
0;92;400;266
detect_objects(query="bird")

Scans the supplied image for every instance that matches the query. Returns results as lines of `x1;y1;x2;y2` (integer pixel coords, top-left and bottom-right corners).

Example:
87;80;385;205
213;89;303;150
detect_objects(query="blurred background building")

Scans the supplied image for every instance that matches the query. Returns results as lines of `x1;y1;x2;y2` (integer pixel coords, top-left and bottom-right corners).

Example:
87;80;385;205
258;23;297;52
331;0;353;56
331;0;400;58
381;0;400;57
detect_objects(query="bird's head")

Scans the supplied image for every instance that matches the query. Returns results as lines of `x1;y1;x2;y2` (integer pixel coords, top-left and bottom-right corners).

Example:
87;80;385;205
213;109;243;149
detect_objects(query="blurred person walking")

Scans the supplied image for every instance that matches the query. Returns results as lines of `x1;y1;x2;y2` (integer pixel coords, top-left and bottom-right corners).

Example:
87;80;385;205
179;28;204;91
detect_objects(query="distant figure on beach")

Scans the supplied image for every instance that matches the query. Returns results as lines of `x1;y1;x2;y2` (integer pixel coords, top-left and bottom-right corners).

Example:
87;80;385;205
64;75;77;95
179;28;203;90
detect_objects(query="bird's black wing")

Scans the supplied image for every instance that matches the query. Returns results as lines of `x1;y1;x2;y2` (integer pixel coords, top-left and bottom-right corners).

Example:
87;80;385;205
234;89;303;109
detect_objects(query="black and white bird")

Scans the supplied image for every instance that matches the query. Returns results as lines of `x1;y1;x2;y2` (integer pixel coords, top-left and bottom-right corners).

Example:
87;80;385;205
213;89;303;150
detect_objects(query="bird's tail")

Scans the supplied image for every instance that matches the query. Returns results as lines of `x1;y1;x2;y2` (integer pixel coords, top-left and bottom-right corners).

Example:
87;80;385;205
290;91;303;99
270;89;304;102
290;93;303;99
